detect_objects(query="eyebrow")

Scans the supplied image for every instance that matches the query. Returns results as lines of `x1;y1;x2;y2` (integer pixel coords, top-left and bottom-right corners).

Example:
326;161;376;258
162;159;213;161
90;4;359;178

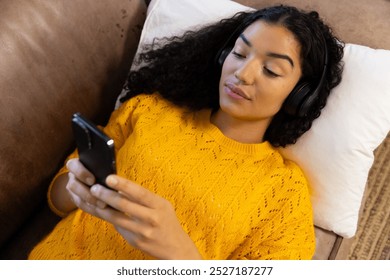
239;33;295;68
239;33;252;47
266;52;294;67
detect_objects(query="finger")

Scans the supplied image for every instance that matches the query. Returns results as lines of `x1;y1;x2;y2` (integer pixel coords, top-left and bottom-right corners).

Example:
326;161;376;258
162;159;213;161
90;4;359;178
70;188;107;212
115;226;139;245
93;205;144;236
105;175;157;208
91;184;155;222
75;194;101;215
66;158;95;186
82;198;140;232
67;173;106;208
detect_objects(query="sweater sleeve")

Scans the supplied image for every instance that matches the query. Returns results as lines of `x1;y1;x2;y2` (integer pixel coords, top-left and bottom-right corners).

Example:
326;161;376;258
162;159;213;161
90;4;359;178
231;161;316;260
47;94;158;216
102;94;157;151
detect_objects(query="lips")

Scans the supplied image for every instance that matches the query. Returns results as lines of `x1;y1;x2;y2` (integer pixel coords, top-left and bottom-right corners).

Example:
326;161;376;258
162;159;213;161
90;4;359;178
225;82;251;100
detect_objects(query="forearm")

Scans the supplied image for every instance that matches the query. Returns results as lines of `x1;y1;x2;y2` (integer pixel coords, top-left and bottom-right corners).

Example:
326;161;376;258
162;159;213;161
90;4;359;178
48;173;77;216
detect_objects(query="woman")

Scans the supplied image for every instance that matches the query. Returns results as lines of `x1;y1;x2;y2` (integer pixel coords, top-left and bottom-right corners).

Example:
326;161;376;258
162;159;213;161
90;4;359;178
29;5;344;260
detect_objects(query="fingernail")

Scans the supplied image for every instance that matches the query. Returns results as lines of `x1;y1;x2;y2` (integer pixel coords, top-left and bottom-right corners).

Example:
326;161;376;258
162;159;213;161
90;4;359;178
106;175;118;186
86;177;94;186
66;160;72;170
90;185;98;193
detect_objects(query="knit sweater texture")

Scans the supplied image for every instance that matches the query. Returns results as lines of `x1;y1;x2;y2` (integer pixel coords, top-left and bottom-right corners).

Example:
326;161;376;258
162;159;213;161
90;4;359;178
29;94;315;260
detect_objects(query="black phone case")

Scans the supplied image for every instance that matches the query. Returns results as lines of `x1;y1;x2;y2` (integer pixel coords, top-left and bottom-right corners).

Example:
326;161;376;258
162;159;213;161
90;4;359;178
71;113;116;186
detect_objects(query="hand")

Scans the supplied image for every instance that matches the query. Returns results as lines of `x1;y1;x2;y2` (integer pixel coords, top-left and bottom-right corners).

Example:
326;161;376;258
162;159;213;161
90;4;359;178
83;175;202;260
65;158;107;210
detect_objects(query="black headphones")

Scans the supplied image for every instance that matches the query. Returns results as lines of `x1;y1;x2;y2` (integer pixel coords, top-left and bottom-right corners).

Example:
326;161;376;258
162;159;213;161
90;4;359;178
216;13;328;118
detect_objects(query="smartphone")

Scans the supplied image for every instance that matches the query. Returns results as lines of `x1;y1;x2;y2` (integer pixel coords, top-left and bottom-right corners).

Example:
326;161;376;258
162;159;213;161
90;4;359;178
71;113;116;187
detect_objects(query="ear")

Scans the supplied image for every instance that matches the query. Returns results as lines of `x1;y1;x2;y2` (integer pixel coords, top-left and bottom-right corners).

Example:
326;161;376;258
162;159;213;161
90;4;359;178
283;82;312;116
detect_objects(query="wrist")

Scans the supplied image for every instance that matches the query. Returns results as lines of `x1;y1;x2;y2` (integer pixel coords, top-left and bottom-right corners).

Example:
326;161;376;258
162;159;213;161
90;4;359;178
172;242;203;260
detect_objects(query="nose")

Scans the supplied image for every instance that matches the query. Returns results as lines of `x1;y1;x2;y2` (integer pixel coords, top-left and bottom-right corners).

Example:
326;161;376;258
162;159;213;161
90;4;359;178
234;58;257;85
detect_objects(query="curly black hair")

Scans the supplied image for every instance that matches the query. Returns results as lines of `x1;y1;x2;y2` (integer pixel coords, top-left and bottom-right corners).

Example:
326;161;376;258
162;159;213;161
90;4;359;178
121;5;344;147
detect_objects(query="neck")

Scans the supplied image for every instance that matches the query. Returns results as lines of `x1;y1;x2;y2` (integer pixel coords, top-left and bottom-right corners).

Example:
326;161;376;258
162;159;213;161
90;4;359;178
210;110;271;144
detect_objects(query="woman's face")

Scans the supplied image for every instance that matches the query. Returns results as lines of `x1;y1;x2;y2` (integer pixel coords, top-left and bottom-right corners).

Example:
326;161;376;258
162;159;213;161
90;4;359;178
219;20;302;124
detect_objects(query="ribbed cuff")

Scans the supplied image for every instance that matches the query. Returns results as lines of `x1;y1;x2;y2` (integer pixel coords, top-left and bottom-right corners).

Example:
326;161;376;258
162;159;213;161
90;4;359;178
47;171;70;218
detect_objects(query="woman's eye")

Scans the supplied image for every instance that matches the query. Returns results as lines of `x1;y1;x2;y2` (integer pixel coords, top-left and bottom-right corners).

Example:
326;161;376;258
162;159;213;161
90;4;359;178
263;67;280;77
232;51;245;59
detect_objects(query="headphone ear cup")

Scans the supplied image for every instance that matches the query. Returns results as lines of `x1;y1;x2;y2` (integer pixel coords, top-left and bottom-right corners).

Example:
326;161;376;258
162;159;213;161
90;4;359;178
217;48;232;66
283;82;312;117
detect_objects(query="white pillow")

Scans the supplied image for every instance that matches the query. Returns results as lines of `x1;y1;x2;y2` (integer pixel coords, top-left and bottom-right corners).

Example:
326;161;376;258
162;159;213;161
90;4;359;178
124;0;390;238
281;44;390;238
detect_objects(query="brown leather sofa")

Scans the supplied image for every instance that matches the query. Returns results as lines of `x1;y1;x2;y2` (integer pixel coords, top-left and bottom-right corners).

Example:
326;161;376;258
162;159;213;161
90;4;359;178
0;0;147;259
0;0;389;259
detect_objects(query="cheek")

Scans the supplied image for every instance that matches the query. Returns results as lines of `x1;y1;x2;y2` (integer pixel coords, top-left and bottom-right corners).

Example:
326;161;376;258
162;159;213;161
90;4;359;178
258;81;293;102
279;82;296;100
253;82;296;113
221;54;239;75
219;59;235;87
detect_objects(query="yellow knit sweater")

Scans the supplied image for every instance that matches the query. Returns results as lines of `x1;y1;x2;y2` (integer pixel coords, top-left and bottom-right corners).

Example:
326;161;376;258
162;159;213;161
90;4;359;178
29;94;315;260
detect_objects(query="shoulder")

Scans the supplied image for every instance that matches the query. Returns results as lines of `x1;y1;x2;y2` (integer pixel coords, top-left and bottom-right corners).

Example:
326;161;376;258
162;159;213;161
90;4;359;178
262;151;314;237
114;93;193;132
266;148;309;197
281;158;308;188
119;93;169;112
273;155;313;219
113;93;176;121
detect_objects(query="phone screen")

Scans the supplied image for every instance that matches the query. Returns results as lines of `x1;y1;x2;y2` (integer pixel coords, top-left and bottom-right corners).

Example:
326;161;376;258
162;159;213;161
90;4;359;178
71;113;116;186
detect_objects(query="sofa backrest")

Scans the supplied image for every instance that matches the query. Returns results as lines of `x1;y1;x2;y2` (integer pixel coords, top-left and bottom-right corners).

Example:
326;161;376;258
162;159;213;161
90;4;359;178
235;0;390;50
0;0;147;247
